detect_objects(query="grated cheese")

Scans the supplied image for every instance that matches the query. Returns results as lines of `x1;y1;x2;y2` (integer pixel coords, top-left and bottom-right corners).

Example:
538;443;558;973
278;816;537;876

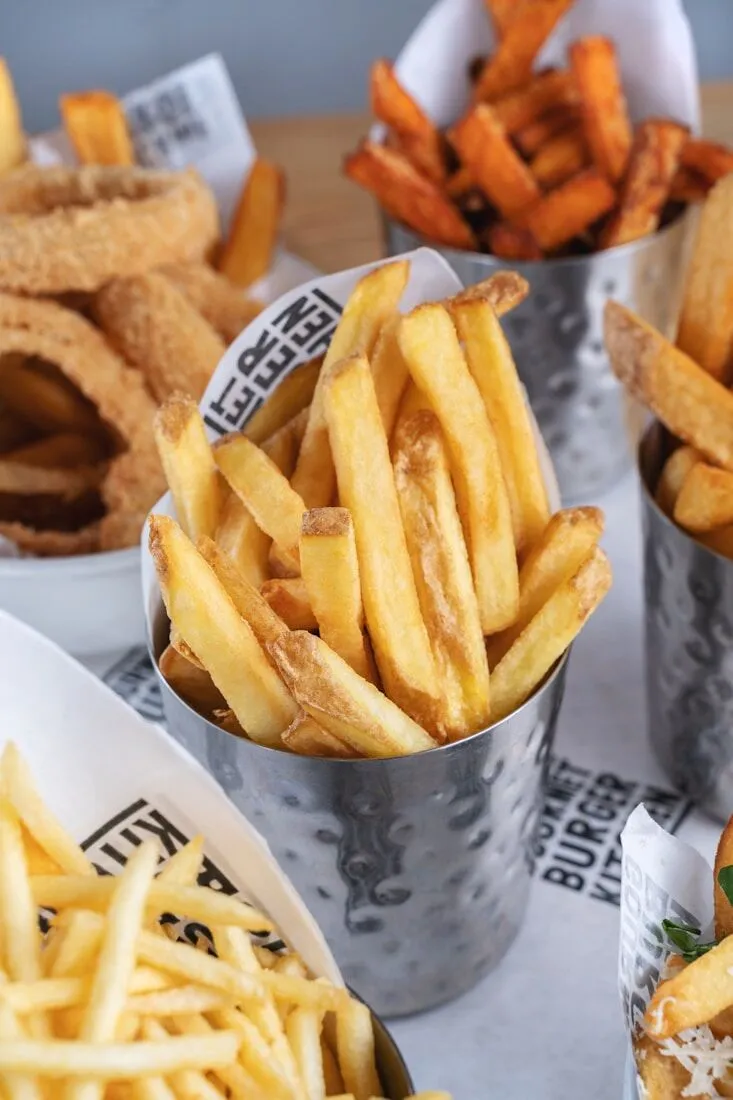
659;1025;733;1096
647;995;677;1037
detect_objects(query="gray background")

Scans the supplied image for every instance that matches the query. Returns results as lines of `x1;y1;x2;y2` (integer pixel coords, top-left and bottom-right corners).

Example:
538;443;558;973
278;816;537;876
4;0;730;132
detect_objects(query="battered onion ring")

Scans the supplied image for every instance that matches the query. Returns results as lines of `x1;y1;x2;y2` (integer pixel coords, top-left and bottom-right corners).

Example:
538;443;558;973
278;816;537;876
0;293;165;553
0;165;219;294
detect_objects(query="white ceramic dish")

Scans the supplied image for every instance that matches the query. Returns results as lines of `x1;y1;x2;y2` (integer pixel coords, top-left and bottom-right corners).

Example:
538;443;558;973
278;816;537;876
0;546;144;657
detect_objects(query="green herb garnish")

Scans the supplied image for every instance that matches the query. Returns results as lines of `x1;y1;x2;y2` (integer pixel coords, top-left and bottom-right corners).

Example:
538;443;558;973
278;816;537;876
661;919;716;962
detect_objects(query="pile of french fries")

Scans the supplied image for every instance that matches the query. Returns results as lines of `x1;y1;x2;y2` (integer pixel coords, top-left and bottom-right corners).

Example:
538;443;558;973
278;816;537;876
151;259;611;759
0;741;449;1100
344;0;733;260
605;173;733;560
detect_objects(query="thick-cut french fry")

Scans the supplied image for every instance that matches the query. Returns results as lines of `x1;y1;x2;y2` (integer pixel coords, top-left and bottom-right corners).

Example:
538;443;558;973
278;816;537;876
0;59;25;175
369;317;410;437
490;547;612;722
601;120;688;249
635;1033;692;1100
154;395;221;544
218;158;285;290
715;817;733;940
292;259;411;510
162;262;263;346
0;356;103;438
487;506;604;666
300;508;375;683
336;998;382;1100
655;446;703;517
169;625;203;669
3;432;106;468
270;632;437;758
149;515;297;745
605;300;733;471
474;0;576;100
676;174;733;383
450;105;540;219
214;434;305;574
244;358;322;445
60;91;134;166
215;492;271;589
323;354;440;728
645;936;733;1039
674;462;733;532
281;712;356;758
0;1033;240;1079
261;406;309;479
343;142;475;251
530;127;588;188
681;139;733;184
569;36;632;183
492;70;578;135
260;577;318;631
198;537;286;648
451;295;549;553
514;105;581;156
484;0;523;37
485;222;543;261
521;168;616;252
448;270;530;313
393;411;490;739
158;644;226;716
398;304;518;633
370;60;445;183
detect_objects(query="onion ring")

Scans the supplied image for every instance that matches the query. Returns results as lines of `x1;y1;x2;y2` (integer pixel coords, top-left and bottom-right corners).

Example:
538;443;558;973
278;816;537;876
0;165;219;294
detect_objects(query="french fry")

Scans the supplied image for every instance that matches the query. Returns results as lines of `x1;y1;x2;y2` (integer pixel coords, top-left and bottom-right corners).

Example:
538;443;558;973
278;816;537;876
569;36;632;183
448;270;530;313
321;1037;345;1095
483;0;523;38
198;537;287;648
343;142;475;251
156;834;204;886
270;632;437;758
645;936;733;1039
153;395;221;543
336;998;382;1100
670;165;711;205
674;462;733;532
0;1033;240;1079
215;492;271;589
655;446;703;517
487;507;604;666
281;712;357;758
601;120;688;249
393;411;491;739
445;165;475;199
323;354;440;729
605;300;733;471
681;138;733;184
369;316;410;437
285;1007;326;1100
485;222;543;261
149;514;297;745
214;433;305;574
514;105;581;156
45;910;104;979
218;157;285;290
529;127;589;188
0;355;103;438
60;91;135;166
676;174;733;383
491;547;611;721
492;70;578;135
451;295;550;552
397;303;518;633
244;358;322;444
292;259;411;510
300;508;376;683
521;168;616;252
450;105;540;219
260;577;318;631
0;801;46;998
261;406;309;479
0;58;25;175
158;644;226;716
162;262;263;346
170;623;204;669
715;816;733;940
473;0;576;100
370;60;445;183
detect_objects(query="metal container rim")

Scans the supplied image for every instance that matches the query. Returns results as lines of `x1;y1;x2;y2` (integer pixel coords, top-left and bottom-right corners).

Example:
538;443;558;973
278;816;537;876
361;995;415;1097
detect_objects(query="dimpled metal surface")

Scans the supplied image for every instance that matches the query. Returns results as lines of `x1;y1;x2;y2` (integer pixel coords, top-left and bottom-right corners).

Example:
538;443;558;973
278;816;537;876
152;611;568;1017
386;216;691;503
641;425;733;823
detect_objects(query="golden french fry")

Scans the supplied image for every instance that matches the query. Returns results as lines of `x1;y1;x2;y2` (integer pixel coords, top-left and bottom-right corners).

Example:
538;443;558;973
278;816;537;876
0;58;24;175
292;259;410;509
393;411;490;740
448;270;530;314
644;936;733;1039
60;91;135;166
285;1007;325;1100
398;303;518;634
169;624;203;669
490;547;612;722
19;824;62;876
675;462;733;532
45;910;104;979
215;491;271;589
158;644;226;716
198;536;286;648
156;835;204;887
149;514;297;745
269;632;437;758
336;998;382;1100
0;1032;240;1078
261;406;309;478
323;354;440;729
0;969;170;1015
244;358;322;445
369;317;410;438
281;712;357;758
154;395;222;543
218;157;285;290
451;295;549;554
634;1033;693;1100
321;1037;345;1096
655;446;703;517
260;577;318;631
300;508;376;683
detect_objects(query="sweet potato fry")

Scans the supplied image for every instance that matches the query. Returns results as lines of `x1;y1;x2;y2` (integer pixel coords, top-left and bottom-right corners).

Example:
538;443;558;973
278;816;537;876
60;91;134;166
323;354;440;731
715;816;733;940
569;36;632;183
601;120;688;249
670;165;711;204
485;222;543;260
198;536;287;649
398;303;518;633
655;446;702;517
218;158;285;290
450;105;540;218
605;300;733;470
514;105;580;156
677;174;733;383
0;58;25;175
370;60;446;183
260;577;318;631
521;168;616;252
681;139;733;184
473;0;576;100
154;394;222;543
490;547;611;721
451;295;550;552
674;463;733;533
158;644;225;717
530;127;589;188
343;142;475;250
393;411;491;739
492;70;578;135
214;492;270;589
281;712;357;759
445;166;475;199
242;358;321;445
484;0;524;38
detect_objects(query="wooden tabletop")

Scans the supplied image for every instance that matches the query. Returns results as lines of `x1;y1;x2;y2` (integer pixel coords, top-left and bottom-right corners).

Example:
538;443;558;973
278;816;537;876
251;82;733;275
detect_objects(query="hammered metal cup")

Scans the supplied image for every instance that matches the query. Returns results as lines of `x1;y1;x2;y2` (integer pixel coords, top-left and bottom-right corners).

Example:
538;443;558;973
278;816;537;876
386;217;691;502
640;423;733;823
151;607;568;1017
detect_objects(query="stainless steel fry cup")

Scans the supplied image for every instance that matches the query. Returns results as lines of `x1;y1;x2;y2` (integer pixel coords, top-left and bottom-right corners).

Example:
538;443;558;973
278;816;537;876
640;423;733;823
150;606;568;1018
386;216;691;503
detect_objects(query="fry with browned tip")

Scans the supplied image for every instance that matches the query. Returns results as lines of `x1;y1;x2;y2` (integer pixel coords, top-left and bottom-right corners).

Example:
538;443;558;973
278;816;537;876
60;90;135;166
154;395;222;543
218;157;285;290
